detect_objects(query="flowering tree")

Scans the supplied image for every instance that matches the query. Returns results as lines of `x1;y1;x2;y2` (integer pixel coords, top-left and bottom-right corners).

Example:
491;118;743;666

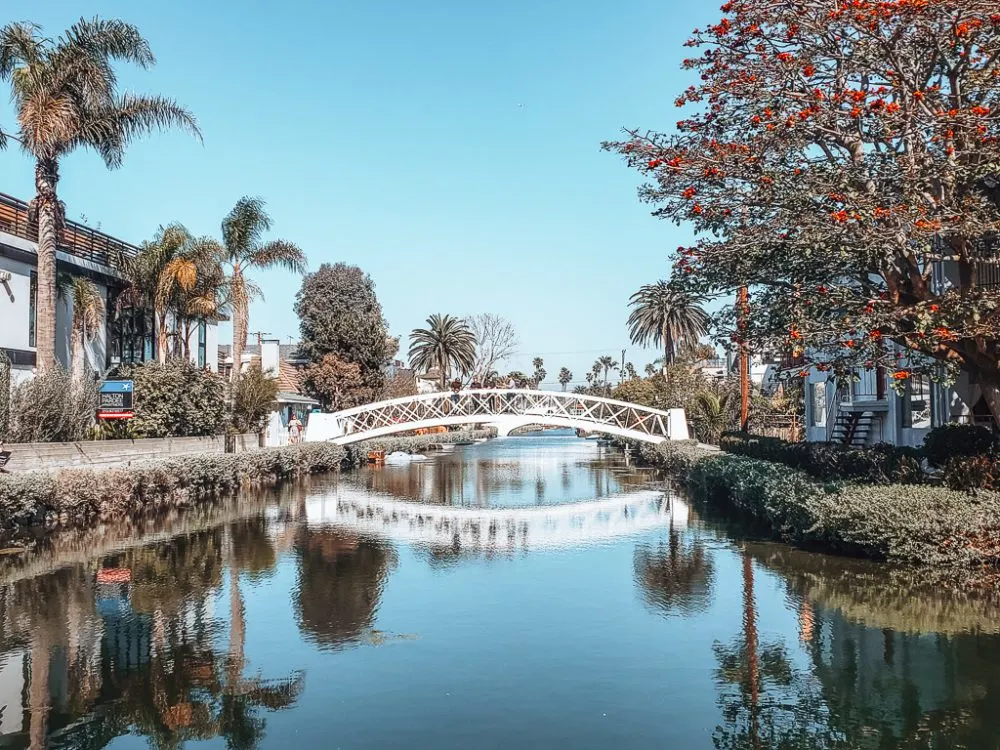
603;1;1000;418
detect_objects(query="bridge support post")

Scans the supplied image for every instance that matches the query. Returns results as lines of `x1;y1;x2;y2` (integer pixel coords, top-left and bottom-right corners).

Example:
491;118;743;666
667;409;690;441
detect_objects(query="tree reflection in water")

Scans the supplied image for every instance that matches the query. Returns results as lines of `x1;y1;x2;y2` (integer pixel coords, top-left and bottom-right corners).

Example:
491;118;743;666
0;522;303;750
633;521;715;616
292;527;395;650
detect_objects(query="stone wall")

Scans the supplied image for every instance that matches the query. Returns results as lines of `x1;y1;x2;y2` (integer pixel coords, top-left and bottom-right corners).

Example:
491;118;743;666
1;434;261;472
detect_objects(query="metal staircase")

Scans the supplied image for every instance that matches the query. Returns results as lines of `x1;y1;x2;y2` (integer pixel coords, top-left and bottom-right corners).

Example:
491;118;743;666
830;410;876;447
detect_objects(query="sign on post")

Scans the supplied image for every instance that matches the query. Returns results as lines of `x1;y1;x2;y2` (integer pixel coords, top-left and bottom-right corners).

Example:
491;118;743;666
97;380;135;420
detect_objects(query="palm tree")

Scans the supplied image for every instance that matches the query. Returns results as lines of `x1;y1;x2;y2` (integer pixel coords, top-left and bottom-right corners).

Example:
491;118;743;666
0;18;199;373
597;355;618;387
213;198;306;381
409;314;477;390
117;224;198;363
691;390;735;445
628;281;710;371
558;367;573;391
67;277;105;381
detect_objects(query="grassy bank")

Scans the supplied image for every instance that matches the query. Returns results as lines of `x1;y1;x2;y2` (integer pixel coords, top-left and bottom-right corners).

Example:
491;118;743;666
634;440;1000;570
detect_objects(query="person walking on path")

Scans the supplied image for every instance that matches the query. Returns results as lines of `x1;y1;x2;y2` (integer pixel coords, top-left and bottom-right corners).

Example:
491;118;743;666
288;415;304;445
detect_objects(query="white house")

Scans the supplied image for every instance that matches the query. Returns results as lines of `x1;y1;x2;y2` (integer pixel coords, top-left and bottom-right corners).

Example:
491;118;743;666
803;261;993;448
0;191;220;382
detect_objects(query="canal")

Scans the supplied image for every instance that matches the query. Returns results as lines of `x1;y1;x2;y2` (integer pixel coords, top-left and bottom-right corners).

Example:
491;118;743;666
2;431;1000;748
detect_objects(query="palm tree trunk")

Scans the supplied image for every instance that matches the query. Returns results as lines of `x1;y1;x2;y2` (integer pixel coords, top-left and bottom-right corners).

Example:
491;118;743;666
231;267;245;384
34;160;60;374
227;561;246;690
156;308;170;363
182;319;192;362
663;324;674;373
72;326;85;383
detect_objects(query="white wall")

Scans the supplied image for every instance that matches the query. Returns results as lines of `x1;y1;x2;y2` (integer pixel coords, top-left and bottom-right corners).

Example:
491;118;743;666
173;315;221;372
0;254;35;352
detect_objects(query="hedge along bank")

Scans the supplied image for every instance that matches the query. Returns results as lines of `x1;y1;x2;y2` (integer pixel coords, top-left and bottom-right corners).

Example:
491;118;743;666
0;443;348;532
0;429;496;532
630;440;1000;571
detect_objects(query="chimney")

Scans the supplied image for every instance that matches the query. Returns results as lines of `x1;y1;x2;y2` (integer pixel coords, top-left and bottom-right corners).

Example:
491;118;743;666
261;338;281;377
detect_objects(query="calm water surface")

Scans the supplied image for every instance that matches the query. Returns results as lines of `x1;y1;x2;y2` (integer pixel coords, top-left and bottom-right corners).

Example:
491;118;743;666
3;431;1000;748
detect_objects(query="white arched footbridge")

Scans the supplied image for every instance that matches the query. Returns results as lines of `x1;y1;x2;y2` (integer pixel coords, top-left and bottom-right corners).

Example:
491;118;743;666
305;389;689;446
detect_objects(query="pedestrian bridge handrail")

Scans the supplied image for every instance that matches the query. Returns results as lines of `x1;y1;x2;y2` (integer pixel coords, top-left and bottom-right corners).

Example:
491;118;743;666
306;389;688;445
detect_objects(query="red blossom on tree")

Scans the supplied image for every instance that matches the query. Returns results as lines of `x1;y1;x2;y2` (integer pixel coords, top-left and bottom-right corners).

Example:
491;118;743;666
604;0;1000;416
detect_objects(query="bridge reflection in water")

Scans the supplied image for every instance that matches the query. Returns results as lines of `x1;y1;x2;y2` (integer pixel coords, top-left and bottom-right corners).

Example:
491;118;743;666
304;488;688;552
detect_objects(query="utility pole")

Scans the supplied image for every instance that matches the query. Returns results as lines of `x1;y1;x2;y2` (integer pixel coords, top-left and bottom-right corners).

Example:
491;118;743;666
248;331;271;349
738;286;750;432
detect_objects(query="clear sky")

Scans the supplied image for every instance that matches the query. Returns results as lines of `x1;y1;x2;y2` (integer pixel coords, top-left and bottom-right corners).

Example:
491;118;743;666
0;0;711;387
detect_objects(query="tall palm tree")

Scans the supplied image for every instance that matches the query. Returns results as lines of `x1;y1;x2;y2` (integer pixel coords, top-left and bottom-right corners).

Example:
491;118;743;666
0;18;200;373
628;281;710;371
558;367;573;391
409;314;477;390
217;197;306;381
67;277;105;381
597;355;618;387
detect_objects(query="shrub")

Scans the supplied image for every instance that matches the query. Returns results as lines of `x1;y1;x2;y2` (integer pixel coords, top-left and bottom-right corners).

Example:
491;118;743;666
942;455;1000;493
720;432;925;485
922;423;997;468
5;368;97;443
633;440;710;477
232;364;279;434
687;454;1000;567
0;350;10;438
117;360;227;438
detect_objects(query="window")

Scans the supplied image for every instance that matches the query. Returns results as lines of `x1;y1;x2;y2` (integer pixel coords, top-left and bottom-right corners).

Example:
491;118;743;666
810;382;827;427
901;375;932;429
108;303;154;366
197;320;207;369
28;271;37;347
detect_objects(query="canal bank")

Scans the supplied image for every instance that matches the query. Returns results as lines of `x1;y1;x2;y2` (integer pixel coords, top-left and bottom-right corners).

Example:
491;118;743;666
632;439;1000;578
0;429;494;532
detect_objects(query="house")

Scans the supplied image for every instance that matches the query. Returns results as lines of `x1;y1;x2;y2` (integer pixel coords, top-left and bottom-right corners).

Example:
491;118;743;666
803;261;991;447
0;191;221;382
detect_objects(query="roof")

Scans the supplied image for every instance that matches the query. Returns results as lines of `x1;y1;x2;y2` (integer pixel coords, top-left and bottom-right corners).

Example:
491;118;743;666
277;361;306;393
276;391;319;405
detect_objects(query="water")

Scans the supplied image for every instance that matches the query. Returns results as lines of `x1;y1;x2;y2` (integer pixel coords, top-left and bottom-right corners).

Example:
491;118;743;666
3;431;1000;748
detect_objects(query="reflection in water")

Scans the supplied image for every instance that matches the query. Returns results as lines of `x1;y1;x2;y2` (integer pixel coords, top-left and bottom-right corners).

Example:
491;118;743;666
292;528;395;650
2;436;1000;748
633;520;714;617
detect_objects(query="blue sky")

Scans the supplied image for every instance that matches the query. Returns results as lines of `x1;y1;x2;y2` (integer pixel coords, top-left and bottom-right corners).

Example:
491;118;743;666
0;0;711;386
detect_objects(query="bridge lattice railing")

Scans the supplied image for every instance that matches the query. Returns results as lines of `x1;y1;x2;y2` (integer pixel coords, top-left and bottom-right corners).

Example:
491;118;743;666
334;389;672;440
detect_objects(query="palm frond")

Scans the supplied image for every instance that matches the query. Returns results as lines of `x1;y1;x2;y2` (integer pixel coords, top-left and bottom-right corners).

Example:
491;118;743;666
222;197;270;258
247;239;306;275
0;22;44;78
63;17;154;69
82;92;200;168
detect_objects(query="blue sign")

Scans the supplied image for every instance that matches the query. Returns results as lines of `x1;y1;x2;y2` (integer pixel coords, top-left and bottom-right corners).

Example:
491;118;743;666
100;380;134;394
98;380;134;414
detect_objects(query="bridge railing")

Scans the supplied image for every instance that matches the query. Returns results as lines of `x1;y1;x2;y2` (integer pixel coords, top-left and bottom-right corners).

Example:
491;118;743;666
318;389;683;443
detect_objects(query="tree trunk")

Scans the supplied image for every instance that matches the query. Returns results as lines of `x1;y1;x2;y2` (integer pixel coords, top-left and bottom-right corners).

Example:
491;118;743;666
34;160;60;374
231;267;245;384
227;561;246;689
156;309;169;364
72;327;85;383
182;319;192;362
663;324;674;373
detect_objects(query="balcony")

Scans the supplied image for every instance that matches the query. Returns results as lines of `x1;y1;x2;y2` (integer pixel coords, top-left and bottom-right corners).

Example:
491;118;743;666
0;191;138;269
